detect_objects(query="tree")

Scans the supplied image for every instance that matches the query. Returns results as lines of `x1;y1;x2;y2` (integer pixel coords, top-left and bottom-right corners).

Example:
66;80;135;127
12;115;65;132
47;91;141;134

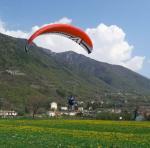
0;98;14;110
0;98;4;109
27;95;47;118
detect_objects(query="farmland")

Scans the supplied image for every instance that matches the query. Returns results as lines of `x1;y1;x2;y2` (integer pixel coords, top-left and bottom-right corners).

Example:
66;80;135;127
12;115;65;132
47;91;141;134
0;119;150;148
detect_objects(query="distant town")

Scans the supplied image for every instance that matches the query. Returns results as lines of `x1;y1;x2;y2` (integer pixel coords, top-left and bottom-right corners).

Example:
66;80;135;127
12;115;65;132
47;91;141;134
0;95;150;121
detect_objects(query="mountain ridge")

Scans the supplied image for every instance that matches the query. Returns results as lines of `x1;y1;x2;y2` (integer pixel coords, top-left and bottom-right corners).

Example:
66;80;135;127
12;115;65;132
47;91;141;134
0;32;150;112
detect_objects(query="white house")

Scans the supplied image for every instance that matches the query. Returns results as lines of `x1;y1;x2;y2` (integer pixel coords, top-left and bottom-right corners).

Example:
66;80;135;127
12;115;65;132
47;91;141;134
47;111;56;117
88;107;93;110
0;110;18;117
109;109;122;114
61;107;68;111
69;112;77;116
78;107;84;112
50;102;57;111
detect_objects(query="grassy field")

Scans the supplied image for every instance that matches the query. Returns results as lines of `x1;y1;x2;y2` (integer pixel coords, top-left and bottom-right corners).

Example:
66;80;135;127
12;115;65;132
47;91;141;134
0;119;150;148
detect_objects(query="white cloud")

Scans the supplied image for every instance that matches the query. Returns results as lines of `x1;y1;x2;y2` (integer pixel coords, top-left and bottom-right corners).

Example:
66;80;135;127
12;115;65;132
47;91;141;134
85;24;145;71
0;17;72;38
56;17;72;24
0;20;5;33
123;56;145;71
0;18;145;72
0;19;28;38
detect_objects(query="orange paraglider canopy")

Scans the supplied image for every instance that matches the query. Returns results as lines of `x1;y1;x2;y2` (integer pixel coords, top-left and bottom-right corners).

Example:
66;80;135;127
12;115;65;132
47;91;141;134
26;24;93;54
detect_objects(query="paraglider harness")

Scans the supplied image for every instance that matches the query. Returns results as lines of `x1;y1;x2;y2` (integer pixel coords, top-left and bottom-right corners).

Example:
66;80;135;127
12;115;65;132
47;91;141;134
68;95;78;111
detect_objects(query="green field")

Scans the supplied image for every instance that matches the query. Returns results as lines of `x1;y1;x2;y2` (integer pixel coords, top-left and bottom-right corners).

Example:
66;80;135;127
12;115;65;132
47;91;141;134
0;119;150;148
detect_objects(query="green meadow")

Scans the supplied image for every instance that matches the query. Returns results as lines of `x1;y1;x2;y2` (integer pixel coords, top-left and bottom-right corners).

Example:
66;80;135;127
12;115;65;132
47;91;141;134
0;119;150;148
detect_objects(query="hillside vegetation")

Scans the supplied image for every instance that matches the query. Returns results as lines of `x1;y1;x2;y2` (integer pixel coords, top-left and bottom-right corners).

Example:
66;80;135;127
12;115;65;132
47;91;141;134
0;33;150;113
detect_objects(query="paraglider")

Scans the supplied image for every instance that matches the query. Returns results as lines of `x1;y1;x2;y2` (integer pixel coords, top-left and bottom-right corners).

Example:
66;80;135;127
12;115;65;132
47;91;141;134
68;95;76;106
25;24;93;54
68;95;78;111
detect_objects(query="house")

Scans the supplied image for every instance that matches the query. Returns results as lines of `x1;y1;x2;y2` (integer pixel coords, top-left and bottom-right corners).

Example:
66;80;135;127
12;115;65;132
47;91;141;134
61;107;68;111
69;112;77;116
110;109;122;114
50;102;57;111
47;111;56;117
0;110;18;118
88;107;93;110
47;111;61;117
78;107;84;112
61;112;69;115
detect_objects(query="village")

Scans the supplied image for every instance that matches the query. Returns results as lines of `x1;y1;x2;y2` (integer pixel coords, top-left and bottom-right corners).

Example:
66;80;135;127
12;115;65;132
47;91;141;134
0;95;150;121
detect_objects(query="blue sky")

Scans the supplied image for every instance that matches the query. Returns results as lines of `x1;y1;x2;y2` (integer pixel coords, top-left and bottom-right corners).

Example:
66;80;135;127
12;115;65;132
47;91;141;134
0;0;150;78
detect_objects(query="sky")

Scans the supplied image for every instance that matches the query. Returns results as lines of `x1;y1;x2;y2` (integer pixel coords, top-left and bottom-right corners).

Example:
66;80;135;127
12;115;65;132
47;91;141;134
0;0;150;78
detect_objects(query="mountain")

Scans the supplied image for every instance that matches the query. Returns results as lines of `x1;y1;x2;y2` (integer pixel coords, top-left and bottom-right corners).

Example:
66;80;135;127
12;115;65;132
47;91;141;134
54;51;150;94
0;33;150;112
